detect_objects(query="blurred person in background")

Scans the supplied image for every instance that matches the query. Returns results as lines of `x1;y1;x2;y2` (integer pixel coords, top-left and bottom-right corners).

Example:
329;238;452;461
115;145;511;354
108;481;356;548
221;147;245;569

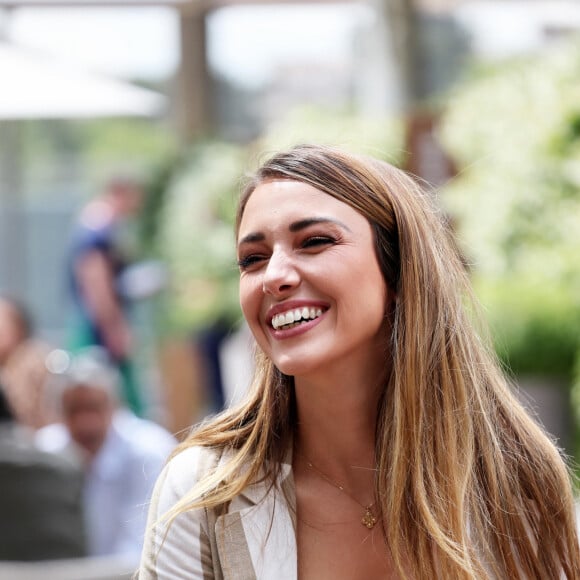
0;385;86;561
67;176;146;416
37;349;176;565
0;294;56;430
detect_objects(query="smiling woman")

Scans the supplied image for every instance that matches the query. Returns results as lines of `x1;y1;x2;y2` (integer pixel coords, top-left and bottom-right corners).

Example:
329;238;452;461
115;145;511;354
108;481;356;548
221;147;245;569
237;180;389;382
138;145;580;579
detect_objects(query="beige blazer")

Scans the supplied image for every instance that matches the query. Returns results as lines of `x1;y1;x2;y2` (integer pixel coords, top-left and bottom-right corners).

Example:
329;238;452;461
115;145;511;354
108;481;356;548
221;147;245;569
138;446;297;580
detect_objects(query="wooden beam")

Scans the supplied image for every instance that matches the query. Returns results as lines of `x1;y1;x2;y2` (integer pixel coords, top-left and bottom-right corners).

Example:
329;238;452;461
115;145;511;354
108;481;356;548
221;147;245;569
173;6;212;142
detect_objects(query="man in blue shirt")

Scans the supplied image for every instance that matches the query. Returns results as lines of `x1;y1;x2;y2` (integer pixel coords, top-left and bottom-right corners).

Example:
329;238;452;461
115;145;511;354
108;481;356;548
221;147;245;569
67;177;144;415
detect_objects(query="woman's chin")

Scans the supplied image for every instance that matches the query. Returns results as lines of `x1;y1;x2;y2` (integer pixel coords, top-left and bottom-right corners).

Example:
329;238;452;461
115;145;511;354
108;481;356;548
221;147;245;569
273;356;323;379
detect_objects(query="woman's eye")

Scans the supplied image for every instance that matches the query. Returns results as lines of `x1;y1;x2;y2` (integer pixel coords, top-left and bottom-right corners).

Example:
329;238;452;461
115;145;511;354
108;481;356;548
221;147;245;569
237;254;266;270
301;236;335;249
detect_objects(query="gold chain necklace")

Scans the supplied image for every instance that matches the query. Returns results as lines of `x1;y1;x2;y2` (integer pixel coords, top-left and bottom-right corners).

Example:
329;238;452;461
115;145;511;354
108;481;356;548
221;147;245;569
303;456;378;529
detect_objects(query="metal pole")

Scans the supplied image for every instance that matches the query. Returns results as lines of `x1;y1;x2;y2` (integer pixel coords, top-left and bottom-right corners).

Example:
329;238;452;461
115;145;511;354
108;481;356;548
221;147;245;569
0;8;27;297
0;120;27;297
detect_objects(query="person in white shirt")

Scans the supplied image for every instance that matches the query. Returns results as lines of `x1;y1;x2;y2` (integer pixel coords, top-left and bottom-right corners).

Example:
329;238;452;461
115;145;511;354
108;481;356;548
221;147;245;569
36;349;177;564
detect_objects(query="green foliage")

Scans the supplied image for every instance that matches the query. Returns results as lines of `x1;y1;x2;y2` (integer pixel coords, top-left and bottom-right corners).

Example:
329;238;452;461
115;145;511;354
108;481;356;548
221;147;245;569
256;105;405;167
78;118;176;187
139;153;184;254
157;141;247;331
476;277;580;380
438;39;580;374
20;117;176;202
439;40;580;285
438;39;580;458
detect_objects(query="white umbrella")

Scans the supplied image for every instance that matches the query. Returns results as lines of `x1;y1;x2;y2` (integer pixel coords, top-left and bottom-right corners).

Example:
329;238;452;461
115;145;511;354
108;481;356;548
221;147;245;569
0;41;166;119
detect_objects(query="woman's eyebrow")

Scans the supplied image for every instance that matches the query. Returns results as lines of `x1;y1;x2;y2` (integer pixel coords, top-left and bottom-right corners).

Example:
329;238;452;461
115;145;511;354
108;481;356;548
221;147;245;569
238;232;265;246
238;217;352;246
289;217;352;232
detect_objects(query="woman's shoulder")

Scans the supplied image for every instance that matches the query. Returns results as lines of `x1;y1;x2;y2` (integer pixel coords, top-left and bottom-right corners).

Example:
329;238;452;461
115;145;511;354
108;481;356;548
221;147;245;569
160;444;224;489
171;444;224;467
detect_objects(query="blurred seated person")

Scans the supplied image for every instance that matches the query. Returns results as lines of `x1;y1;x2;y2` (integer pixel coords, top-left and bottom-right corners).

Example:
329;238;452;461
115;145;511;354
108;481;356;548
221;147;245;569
36;349;177;564
0;386;86;561
0;295;55;430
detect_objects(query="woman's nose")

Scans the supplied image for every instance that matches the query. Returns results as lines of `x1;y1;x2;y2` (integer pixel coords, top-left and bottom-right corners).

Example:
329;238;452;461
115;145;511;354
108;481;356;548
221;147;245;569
262;250;300;296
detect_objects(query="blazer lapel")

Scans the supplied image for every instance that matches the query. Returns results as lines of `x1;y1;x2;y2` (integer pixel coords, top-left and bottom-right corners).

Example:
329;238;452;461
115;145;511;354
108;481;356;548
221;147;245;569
215;459;297;580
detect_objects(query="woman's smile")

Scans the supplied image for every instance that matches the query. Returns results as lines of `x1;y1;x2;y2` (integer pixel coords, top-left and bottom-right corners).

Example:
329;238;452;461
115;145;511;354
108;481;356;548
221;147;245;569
266;299;328;339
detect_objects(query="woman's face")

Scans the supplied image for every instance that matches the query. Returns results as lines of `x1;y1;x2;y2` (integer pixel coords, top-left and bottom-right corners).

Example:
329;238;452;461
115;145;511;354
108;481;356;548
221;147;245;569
237;179;390;378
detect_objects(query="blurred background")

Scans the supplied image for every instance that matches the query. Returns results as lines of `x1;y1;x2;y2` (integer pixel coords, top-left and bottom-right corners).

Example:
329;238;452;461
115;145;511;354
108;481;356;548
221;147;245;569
0;0;579;476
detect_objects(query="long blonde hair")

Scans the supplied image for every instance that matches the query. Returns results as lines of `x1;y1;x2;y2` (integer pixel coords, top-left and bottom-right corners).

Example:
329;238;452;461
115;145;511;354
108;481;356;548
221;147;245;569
168;145;580;578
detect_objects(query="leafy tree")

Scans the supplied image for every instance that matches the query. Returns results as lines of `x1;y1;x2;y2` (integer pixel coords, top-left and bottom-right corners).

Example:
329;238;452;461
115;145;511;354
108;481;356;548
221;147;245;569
438;39;580;457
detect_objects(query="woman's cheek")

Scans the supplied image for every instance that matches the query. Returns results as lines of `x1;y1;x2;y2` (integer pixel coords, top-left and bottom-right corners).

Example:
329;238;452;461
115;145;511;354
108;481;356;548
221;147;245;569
240;280;262;329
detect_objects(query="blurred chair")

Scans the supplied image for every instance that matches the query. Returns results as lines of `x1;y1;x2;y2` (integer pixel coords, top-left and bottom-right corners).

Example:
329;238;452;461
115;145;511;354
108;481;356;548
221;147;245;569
0;386;86;561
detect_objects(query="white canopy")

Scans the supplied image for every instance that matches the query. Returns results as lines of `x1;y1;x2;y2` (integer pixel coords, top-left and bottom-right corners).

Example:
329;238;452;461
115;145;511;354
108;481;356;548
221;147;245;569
0;1;187;7
0;42;165;120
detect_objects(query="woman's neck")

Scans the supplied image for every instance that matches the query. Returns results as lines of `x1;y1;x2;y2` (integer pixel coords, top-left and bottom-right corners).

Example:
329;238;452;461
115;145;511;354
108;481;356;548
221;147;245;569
293;371;381;486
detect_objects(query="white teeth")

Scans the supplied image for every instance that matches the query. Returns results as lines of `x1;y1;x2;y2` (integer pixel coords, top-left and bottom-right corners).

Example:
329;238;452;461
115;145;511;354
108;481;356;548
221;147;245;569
271;307;325;330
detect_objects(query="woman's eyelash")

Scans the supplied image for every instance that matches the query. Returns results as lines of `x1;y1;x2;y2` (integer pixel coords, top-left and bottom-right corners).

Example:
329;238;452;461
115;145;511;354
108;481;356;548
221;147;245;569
237;255;264;270
302;236;336;248
238;236;336;269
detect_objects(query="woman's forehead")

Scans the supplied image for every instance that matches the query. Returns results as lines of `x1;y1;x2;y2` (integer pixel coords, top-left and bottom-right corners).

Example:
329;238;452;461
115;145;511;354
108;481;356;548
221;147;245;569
237;180;373;249
240;181;361;226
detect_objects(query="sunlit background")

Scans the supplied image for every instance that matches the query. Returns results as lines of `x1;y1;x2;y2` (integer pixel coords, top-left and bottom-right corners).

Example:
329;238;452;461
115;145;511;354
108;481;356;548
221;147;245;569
1;0;579;464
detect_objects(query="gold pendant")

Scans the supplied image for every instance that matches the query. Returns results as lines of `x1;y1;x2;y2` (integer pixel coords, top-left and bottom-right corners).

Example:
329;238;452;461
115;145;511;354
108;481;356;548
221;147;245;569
361;506;377;529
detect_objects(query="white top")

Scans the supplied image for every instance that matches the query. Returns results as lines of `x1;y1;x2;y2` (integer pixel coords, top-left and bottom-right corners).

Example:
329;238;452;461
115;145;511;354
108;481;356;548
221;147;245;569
139;445;297;580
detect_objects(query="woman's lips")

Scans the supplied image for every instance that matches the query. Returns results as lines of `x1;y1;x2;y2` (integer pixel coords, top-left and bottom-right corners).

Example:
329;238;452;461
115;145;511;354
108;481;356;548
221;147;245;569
271;306;324;330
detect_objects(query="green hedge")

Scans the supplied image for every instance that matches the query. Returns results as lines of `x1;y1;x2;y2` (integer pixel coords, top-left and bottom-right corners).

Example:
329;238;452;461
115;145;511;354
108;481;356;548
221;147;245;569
476;277;580;381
